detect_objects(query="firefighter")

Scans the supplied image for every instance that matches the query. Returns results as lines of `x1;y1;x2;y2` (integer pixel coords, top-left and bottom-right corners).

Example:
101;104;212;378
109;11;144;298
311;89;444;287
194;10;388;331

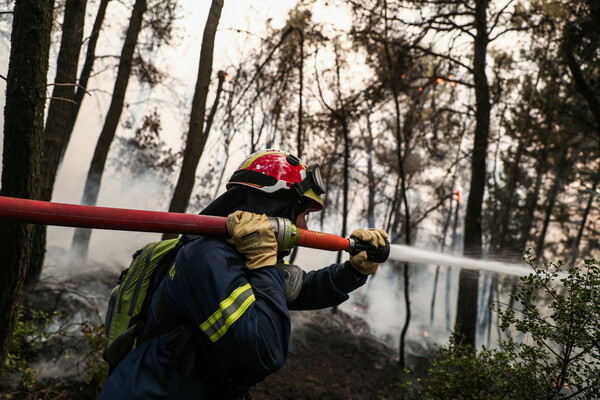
98;149;388;399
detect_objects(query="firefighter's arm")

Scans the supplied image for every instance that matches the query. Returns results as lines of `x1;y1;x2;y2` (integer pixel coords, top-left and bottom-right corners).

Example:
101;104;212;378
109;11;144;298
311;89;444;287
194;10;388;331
172;236;290;375
287;228;388;310
286;262;363;310
201;265;290;374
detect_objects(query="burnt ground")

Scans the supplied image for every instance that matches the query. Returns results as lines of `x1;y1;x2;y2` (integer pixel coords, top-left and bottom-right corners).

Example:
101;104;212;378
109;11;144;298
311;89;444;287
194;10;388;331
3;262;420;400
252;309;407;400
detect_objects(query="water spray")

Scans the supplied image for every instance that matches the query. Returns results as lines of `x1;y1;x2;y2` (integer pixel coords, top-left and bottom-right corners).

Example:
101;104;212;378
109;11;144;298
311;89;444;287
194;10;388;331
389;244;532;276
0;196;389;262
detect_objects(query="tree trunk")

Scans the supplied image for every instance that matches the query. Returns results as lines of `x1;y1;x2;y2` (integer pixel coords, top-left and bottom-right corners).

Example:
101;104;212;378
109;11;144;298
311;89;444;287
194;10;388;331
336;119;350;264
297;28;304;159
520;135;549;250
365;108;376;229
430;195;454;326
456;0;490;348
571;175;597;265
0;0;54;368
334;48;350;264
562;26;600;140
536;148;568;260
28;0;88;284
494;136;525;254
59;0;111;166
383;0;412;368
450;191;461;249
71;0;147;260
166;0;224;216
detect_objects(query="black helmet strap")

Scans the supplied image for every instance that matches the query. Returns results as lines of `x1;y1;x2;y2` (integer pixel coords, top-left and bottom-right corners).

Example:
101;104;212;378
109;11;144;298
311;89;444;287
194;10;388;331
228;170;277;187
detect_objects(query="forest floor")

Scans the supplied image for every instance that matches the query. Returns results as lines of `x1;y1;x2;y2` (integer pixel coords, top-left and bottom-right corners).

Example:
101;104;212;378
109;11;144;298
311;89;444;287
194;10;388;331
1;258;431;400
251;309;411;400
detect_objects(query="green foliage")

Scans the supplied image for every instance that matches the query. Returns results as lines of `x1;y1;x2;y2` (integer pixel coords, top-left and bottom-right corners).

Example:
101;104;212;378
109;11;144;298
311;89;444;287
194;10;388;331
414;251;600;399
1;307;108;395
494;250;600;398
82;322;109;387
416;334;520;400
2;306;56;390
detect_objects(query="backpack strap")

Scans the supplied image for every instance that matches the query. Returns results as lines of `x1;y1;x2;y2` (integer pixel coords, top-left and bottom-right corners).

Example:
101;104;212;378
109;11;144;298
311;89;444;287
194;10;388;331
137;237;199;381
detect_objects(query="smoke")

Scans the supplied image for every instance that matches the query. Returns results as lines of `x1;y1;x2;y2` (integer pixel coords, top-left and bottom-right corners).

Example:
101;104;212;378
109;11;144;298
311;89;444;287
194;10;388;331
45;161;171;271
293;241;533;354
293;246;457;350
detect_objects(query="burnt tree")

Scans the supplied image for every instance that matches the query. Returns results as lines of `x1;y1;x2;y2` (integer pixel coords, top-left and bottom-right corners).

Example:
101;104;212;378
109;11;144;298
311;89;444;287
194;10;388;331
165;0;223;219
0;0;54;368
72;0;147;260
29;0;88;284
59;0;111;165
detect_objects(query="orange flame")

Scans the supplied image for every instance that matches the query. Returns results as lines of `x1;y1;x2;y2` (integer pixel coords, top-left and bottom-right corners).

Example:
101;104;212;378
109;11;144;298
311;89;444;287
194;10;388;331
552;377;569;389
452;190;461;203
436;78;444;84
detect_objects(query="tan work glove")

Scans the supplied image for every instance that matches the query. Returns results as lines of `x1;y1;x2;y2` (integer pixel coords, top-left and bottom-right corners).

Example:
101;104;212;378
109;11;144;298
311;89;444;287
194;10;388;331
226;211;278;270
349;228;388;275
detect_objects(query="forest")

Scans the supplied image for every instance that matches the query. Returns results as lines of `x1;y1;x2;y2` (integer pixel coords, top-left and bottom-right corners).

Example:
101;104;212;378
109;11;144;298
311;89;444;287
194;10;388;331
0;0;599;398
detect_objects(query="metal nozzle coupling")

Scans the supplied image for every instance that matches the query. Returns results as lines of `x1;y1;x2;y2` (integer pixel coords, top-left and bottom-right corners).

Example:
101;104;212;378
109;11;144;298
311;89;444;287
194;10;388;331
269;217;300;252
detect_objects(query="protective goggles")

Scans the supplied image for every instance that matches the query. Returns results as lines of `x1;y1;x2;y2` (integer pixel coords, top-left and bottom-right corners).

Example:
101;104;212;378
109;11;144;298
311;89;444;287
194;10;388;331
291;164;325;198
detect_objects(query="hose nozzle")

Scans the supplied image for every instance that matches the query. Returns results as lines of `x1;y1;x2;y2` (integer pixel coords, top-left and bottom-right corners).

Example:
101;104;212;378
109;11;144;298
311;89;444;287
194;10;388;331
348;237;391;263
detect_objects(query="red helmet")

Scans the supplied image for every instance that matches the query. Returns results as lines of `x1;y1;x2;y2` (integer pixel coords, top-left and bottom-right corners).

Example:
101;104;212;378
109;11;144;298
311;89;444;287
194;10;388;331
226;149;325;211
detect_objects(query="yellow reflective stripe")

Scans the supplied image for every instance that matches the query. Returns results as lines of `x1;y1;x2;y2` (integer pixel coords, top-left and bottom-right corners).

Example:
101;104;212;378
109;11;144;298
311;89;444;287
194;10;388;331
239;150;307;170
209;292;255;342
240;152;265;169
200;283;255;342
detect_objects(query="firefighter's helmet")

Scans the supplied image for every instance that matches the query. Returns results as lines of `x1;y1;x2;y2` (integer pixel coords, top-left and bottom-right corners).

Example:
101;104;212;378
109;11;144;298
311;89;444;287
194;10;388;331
227;149;324;211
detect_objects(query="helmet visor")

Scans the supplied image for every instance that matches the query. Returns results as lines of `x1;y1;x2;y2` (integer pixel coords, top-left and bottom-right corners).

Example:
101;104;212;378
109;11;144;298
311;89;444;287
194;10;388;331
307;164;325;195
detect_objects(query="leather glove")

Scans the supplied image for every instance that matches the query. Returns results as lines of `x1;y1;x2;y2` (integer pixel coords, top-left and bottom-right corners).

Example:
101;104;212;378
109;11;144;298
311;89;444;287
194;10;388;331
226;211;278;270
349;228;388;275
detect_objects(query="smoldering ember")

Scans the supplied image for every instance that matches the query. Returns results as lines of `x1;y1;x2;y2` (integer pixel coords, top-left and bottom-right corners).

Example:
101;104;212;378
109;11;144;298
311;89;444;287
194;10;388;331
1;0;599;399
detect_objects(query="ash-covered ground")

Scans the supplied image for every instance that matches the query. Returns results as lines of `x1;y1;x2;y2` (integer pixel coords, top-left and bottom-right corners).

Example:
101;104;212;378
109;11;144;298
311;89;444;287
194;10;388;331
252;309;407;400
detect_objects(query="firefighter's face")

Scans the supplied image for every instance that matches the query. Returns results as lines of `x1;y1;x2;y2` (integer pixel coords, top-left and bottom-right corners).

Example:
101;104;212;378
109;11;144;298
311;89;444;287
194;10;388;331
295;209;309;230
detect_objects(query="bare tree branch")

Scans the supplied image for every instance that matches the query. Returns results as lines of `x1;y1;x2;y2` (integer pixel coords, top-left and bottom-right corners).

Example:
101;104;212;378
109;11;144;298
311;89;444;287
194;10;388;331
415;44;475;74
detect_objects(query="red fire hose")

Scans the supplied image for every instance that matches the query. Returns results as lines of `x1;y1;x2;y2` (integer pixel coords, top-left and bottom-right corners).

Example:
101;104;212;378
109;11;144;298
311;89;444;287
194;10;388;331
0;196;228;236
0;196;392;261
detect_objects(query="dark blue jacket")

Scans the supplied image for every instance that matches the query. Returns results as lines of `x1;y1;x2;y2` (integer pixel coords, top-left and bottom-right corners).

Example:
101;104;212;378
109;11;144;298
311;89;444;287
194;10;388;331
98;236;366;399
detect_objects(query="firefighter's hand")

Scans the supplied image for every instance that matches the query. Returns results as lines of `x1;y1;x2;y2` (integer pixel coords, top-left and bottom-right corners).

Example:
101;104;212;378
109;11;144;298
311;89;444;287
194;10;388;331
349;228;388;276
226;211;278;270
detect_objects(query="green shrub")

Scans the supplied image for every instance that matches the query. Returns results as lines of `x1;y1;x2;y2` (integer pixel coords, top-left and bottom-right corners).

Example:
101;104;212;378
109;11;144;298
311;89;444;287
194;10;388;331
416;334;522;400
82;322;109;387
2;306;56;390
415;251;600;399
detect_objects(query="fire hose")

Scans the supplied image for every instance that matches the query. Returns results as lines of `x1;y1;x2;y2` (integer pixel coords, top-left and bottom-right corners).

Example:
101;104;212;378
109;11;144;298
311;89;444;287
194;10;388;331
0;196;389;262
